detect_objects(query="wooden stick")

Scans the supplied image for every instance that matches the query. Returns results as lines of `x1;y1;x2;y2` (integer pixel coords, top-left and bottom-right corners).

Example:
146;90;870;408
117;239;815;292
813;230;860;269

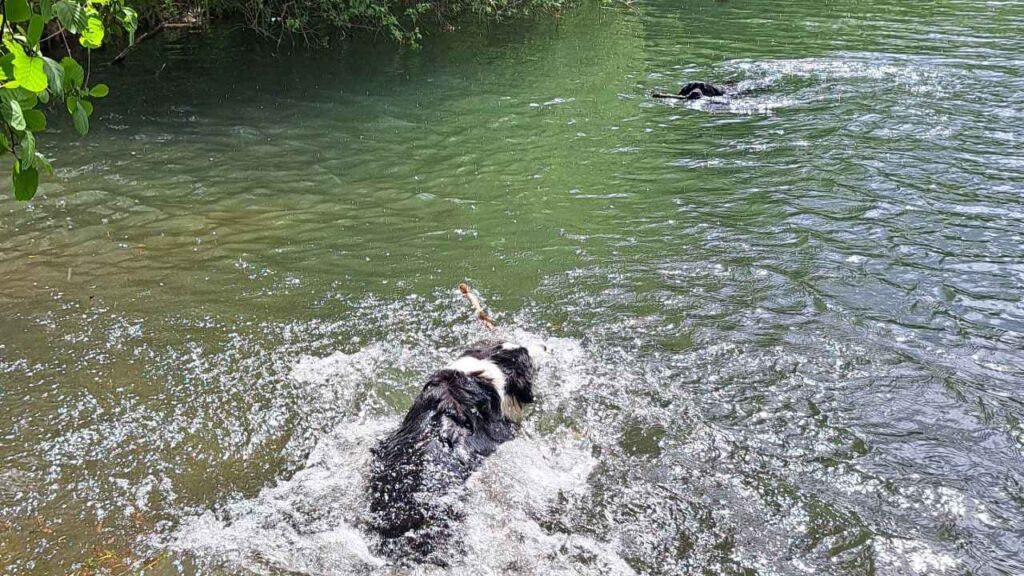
458;283;496;330
652;91;689;100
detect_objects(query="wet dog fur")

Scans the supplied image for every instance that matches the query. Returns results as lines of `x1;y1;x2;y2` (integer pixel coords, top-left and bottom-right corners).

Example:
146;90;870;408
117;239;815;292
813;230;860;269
367;341;542;565
678;81;728;99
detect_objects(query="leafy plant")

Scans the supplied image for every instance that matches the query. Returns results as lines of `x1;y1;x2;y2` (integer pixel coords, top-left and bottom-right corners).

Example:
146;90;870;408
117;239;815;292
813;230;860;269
2;0;137;200
223;0;573;47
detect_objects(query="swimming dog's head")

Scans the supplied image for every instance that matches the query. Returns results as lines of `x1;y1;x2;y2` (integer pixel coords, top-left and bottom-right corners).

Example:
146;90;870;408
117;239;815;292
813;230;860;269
447;340;545;422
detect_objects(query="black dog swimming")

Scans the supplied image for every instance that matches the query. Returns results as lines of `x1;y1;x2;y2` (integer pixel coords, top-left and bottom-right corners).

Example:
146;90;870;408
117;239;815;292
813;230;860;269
677;81;727;99
653;81;731;101
367;341;544;565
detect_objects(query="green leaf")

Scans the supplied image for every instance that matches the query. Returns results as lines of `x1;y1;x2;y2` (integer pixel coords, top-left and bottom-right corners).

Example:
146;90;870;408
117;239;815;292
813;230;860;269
40;0;54;21
3;39;26;59
79;14;105;49
34;152;53;175
12;160;39;200
66;95;77;114
13;56;48;93
54;0;87;33
37;89;48;104
17;92;37;110
42;57;64;99
2;98;26;131
0;53;15;81
23;108;45;131
20;131;35;167
11;87;34;101
119;6;138;44
72;102;88;135
5;0;31;23
79;98;93;116
27;15;45;47
60;57;84;90
5;43;47;93
89;83;109;98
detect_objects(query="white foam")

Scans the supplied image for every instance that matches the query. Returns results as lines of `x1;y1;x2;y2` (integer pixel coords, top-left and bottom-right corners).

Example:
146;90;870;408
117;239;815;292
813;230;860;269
168;335;629;575
291;344;392;388
457;434;635;576
875;537;959;574
167;418;391;574
506;328;589;406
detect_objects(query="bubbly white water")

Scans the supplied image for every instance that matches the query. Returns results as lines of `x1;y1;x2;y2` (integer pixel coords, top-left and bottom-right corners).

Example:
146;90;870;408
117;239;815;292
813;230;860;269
167;333;627;575
163;326;963;576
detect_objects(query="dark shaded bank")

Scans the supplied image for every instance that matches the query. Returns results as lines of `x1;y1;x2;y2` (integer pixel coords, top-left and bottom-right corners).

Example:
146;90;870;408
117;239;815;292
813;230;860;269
123;0;582;49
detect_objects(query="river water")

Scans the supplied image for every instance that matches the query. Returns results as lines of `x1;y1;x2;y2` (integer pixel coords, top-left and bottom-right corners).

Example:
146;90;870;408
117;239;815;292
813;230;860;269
2;0;1024;574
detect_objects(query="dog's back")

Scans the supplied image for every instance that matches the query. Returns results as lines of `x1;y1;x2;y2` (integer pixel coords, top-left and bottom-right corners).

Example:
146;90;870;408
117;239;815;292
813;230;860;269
368;342;539;564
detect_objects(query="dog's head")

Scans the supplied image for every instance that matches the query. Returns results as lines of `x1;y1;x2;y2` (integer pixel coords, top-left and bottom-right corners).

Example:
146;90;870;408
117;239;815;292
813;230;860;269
447;340;545;421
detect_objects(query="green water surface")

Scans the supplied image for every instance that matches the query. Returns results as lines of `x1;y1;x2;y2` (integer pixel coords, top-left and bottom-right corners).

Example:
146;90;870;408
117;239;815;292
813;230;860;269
2;0;1023;574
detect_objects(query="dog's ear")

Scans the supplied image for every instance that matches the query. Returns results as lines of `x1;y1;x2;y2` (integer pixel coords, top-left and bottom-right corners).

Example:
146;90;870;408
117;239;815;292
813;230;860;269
509;375;534;404
494;347;536;405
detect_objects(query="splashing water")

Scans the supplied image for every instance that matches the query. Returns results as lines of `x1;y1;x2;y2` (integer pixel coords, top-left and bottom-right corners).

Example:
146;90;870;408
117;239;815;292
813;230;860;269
165;332;616;576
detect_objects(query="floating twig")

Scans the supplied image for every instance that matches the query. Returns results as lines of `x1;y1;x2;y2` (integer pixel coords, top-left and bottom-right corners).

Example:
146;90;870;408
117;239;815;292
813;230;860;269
458;282;496;330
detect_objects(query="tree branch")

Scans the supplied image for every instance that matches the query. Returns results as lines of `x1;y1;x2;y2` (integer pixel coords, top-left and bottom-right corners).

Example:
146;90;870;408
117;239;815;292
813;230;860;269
110;22;166;64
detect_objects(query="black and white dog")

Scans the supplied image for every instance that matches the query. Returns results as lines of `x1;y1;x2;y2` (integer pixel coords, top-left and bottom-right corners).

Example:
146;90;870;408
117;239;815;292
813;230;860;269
368;340;544;564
